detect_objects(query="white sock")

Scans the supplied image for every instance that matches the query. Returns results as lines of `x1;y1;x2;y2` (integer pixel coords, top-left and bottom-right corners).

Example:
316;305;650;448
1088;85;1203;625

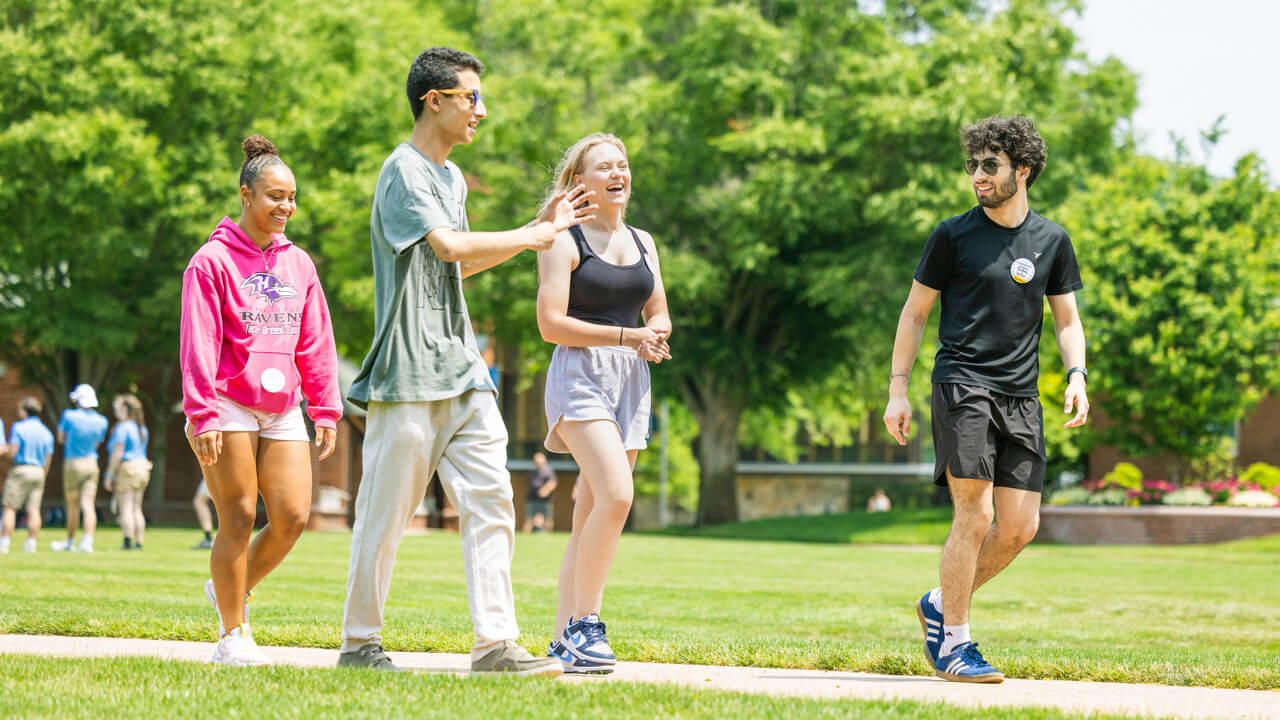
928;587;943;614
940;624;970;656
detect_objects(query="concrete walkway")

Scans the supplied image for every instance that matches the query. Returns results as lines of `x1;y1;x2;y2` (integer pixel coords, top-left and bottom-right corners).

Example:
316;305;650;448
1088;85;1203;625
1;635;1276;719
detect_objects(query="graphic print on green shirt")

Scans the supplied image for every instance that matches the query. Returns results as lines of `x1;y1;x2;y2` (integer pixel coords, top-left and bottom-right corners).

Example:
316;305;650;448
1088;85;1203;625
348;143;496;408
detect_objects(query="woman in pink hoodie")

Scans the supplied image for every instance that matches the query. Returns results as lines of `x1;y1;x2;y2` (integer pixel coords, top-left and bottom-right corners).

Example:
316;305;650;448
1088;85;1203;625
180;135;341;666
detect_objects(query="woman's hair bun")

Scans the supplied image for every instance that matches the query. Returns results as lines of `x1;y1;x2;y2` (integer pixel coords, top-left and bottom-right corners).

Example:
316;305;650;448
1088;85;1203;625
242;135;278;163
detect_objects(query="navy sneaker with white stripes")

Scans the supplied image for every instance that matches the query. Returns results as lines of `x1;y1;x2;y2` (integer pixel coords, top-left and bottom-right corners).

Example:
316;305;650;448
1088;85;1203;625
935;641;1004;683
915;590;944;667
549;640;614;674
561;614;616;665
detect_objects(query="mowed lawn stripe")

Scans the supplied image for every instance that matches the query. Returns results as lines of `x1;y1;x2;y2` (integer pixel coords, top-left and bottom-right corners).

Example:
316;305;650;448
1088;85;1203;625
0;518;1275;689
0;654;1162;720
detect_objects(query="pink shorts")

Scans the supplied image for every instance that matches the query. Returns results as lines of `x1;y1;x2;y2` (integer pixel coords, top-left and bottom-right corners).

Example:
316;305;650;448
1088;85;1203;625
187;395;309;442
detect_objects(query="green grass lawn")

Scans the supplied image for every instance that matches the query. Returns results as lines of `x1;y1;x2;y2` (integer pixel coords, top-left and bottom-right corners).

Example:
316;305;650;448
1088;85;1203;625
1;512;1276;690
655;507;956;544
0;655;1156;720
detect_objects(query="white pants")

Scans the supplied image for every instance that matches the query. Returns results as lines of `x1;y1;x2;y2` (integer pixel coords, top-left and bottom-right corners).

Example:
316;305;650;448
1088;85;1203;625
341;390;518;657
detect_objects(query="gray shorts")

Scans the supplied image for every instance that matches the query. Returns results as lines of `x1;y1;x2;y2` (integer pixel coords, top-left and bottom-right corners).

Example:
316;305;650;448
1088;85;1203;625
544;344;651;453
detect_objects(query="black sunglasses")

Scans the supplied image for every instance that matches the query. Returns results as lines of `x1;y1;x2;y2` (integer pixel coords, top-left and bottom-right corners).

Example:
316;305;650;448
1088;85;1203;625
964;157;1009;176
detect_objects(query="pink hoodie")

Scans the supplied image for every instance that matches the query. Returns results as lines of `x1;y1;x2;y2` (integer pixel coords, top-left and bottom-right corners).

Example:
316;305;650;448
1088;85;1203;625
181;217;341;436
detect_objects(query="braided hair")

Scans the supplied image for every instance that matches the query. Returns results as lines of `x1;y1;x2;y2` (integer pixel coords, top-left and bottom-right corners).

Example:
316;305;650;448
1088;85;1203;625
239;134;287;190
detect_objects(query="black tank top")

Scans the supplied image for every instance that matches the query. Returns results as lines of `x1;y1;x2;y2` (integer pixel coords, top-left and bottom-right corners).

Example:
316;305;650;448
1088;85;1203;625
566;224;655;328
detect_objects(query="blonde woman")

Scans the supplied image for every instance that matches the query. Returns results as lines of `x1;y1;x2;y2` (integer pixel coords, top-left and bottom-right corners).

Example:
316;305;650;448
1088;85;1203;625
537;133;672;673
104;394;152;550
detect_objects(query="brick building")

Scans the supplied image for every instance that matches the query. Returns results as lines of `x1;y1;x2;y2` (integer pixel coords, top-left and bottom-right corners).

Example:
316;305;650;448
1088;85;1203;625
1087;394;1280;482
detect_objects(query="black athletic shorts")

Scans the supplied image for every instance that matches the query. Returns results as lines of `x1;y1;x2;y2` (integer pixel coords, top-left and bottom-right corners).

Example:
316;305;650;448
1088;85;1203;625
525;497;551;518
931;383;1046;493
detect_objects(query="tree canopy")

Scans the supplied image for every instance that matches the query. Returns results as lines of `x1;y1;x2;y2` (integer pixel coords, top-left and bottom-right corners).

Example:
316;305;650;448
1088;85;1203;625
1055;153;1280;473
14;0;1274;525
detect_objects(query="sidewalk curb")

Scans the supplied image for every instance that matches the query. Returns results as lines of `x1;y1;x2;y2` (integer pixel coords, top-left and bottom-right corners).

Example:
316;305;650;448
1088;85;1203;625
2;635;1276;719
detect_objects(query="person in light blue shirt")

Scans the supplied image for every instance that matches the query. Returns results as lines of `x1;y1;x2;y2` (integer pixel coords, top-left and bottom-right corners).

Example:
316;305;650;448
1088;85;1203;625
53;384;109;553
2;396;55;554
104;394;151;551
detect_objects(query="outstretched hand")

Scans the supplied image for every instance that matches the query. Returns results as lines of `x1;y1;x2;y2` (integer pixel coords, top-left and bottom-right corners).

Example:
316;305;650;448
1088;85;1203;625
538;183;597;233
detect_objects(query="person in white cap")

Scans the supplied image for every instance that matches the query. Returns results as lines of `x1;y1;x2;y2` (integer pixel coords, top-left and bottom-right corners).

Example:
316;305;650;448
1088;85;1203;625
52;384;108;553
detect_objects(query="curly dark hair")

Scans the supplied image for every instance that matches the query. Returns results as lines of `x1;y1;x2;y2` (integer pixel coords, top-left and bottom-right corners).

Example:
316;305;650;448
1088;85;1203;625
407;47;484;122
239;134;286;190
962;115;1047;189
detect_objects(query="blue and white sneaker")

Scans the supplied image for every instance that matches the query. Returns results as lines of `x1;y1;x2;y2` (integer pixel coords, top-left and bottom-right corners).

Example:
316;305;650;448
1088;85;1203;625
561;614;616;666
915;590;944;667
549;640;614;674
935;641;1004;683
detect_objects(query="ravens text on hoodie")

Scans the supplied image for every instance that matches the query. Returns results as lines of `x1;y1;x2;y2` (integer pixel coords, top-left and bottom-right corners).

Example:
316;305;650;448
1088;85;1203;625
180;217;341;436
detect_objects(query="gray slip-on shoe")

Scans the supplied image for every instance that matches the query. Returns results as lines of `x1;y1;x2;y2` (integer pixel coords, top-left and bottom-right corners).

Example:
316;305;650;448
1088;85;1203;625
337;643;404;672
471;640;564;677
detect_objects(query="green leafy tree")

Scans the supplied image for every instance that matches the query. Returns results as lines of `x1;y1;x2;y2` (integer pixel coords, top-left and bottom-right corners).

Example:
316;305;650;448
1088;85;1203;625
0;0;446;493
603;0;1136;523
423;0;1137;524
1057;154;1280;477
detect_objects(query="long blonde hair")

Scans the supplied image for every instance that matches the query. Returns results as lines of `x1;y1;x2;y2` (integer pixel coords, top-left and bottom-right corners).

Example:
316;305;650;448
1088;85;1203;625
540;133;629;219
114;394;148;442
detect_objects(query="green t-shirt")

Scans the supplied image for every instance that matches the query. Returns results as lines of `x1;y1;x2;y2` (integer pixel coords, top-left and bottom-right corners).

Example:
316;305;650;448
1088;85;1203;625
347;143;496;409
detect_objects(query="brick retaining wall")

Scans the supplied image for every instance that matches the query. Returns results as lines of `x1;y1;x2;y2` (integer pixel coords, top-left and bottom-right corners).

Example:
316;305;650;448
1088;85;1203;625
1037;506;1280;545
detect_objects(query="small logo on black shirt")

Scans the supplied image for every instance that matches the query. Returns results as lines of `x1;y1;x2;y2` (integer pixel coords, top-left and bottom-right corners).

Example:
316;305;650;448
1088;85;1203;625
1010;258;1035;284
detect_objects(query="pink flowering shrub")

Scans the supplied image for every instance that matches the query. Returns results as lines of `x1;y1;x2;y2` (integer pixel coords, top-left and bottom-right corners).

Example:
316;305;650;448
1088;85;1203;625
1127;479;1176;505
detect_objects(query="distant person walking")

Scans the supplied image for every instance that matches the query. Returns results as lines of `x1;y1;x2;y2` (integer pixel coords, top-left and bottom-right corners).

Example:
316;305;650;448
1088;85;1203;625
883;116;1089;684
523;452;557;533
340;46;592;676
181;135;341;666
52;384;108;553
103;394;151;550
191;479;216;549
1;397;55;554
538;133;672;674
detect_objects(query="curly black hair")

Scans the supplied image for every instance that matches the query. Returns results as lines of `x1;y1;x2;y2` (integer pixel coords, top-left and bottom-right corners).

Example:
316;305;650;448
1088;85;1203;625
962;115;1047;188
239;134;286;191
406;47;484;122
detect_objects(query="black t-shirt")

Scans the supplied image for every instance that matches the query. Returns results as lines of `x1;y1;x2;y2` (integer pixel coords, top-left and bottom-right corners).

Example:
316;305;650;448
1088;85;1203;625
528;464;556;501
914;206;1082;397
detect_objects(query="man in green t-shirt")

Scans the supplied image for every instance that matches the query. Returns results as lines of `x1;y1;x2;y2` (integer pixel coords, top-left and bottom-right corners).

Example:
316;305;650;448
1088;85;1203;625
340;47;595;676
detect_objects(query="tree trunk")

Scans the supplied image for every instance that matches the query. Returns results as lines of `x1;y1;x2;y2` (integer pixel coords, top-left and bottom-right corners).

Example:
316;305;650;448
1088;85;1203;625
147;364;176;506
691;389;742;526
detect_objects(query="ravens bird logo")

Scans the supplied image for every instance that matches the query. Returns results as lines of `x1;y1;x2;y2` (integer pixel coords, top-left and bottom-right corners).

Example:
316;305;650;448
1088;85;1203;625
240;272;299;304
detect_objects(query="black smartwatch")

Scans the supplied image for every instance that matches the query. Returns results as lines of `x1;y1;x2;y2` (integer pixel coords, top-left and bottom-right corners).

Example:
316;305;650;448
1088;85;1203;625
1066;366;1088;384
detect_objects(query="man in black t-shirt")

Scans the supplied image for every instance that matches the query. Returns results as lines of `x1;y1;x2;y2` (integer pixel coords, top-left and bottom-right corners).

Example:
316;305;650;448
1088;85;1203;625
523;452;558;533
883;116;1090;684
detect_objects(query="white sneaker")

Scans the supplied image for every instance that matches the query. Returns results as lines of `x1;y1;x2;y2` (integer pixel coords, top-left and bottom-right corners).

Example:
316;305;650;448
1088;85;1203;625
205;579;253;637
207;625;271;666
77;536;94;553
0;537;10;554
51;538;73;552
23;538;37;553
